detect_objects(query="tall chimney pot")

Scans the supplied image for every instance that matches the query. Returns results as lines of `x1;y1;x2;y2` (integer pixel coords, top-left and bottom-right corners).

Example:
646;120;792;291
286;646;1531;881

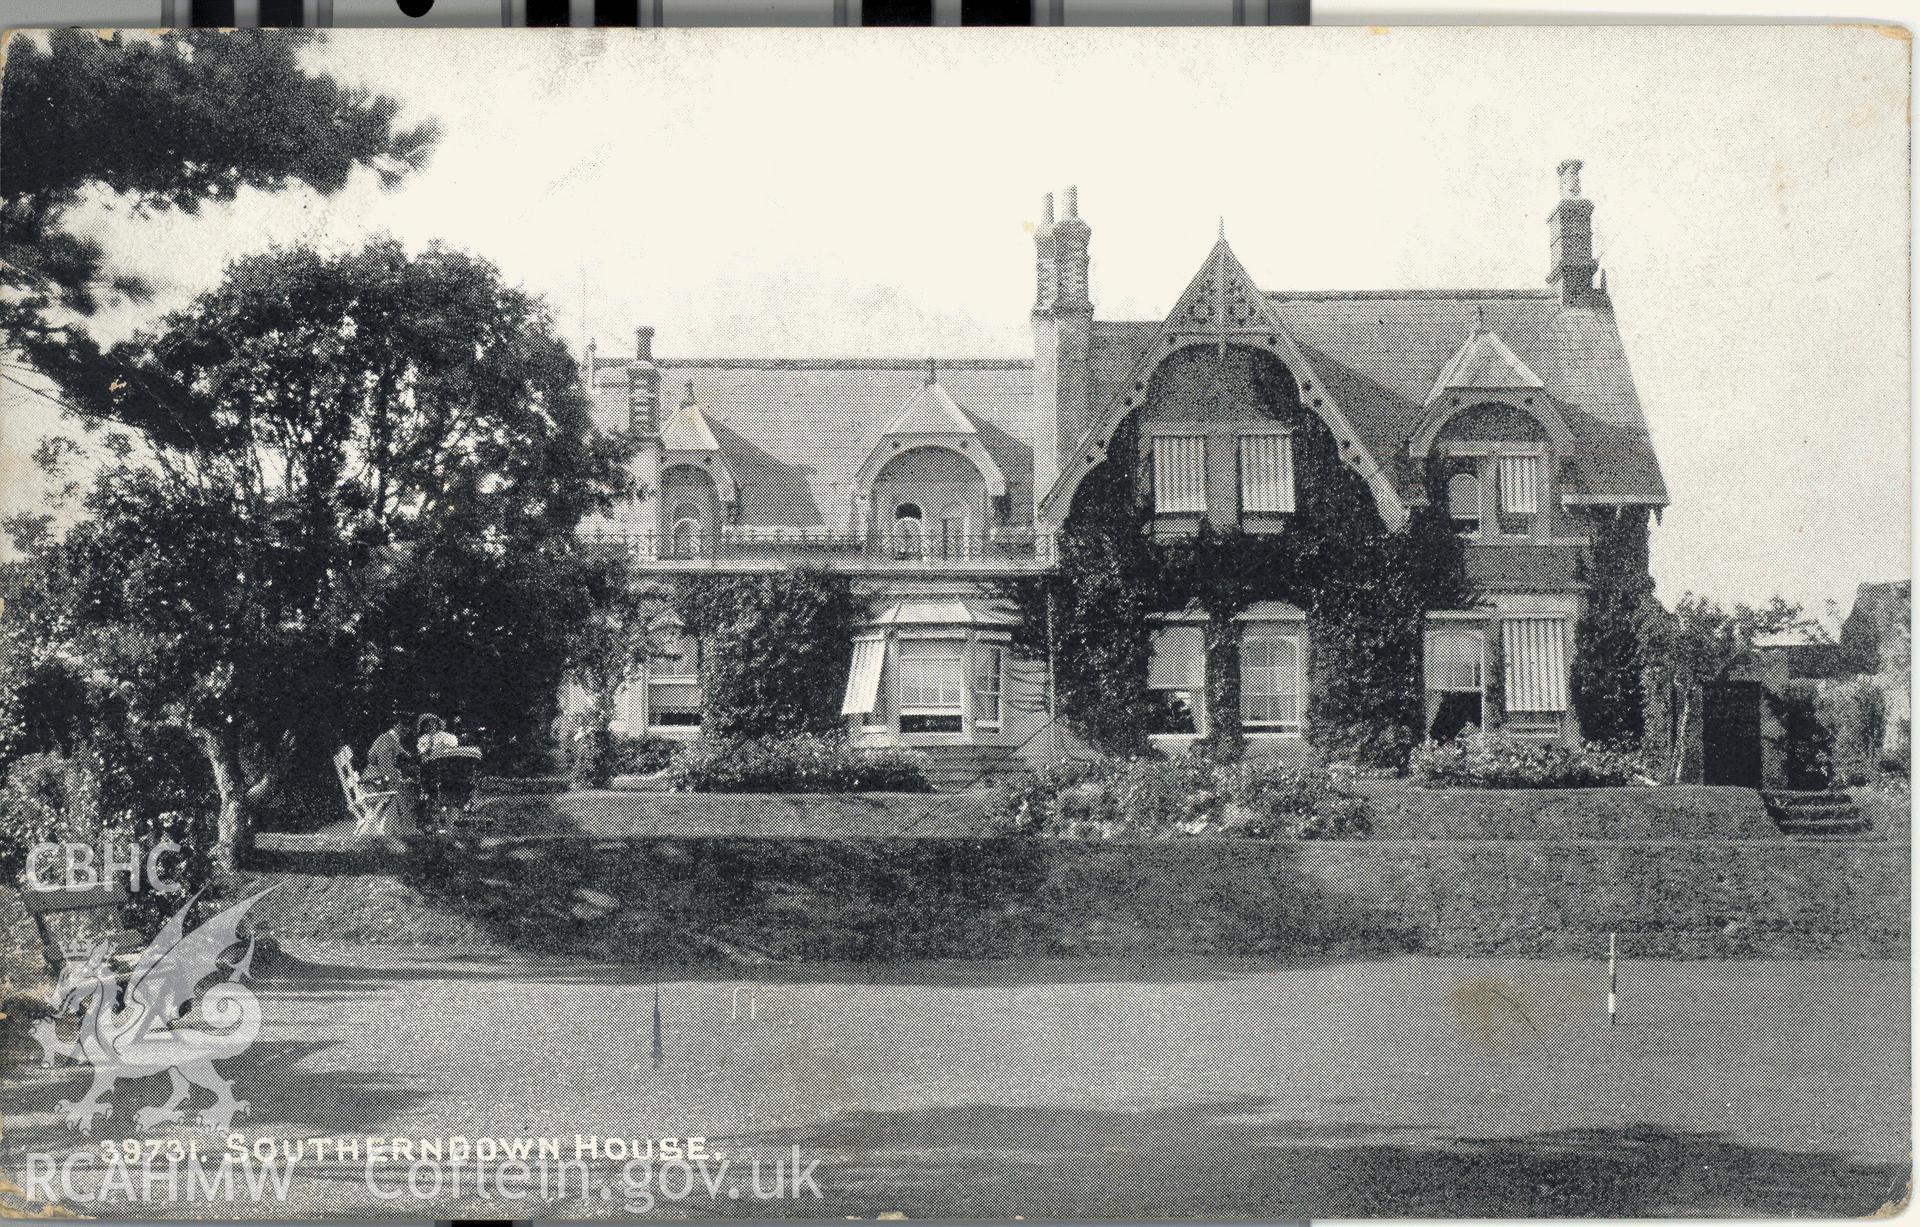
635;326;655;362
1041;192;1055;225
1063;185;1079;219
1557;159;1584;199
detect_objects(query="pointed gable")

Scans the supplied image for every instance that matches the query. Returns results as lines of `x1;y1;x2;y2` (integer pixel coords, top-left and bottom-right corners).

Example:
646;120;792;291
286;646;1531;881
855;362;1008;499
660;380;739;504
1039;235;1408;529
883;378;978;437
1429;329;1545;401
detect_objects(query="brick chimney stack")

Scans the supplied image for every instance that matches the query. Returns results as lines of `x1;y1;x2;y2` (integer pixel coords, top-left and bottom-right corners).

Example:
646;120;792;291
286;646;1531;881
1031;186;1094;514
627;325;661;435
1547;159;1604;308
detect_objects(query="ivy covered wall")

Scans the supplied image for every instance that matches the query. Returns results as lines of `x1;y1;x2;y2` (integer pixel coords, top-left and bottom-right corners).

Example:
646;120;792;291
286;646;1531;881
1007;344;1472;767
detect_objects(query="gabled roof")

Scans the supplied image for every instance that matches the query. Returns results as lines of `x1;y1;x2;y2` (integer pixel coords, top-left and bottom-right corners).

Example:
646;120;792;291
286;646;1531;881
1041;237;1409;529
883;375;978;436
659;396;722;452
1429;328;1545;400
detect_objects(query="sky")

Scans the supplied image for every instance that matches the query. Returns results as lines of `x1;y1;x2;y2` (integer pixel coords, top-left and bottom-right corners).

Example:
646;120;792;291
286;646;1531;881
0;23;1909;618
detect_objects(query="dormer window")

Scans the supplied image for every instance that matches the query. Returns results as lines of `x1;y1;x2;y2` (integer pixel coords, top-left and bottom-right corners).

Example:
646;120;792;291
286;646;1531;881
669;506;703;559
1238;432;1295;515
1447;470;1482;537
1152;434;1207;514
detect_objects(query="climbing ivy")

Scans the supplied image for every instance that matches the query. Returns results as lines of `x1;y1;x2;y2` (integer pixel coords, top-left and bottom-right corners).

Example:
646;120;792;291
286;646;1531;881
1005;347;1472;768
1571;506;1656;744
673;569;861;740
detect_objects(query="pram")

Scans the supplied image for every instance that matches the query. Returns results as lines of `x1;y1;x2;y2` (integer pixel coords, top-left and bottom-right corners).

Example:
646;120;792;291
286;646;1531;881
419;745;483;829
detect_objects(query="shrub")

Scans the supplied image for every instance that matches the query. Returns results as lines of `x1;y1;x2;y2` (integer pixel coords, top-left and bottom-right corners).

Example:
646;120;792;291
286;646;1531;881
1818;677;1889;787
1766;682;1834;790
565;722;678;789
1409;729;1649;789
984;753;1370;840
667;735;931;794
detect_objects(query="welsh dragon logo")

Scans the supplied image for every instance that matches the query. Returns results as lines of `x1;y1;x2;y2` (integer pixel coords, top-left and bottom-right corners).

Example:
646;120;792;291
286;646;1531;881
31;890;274;1135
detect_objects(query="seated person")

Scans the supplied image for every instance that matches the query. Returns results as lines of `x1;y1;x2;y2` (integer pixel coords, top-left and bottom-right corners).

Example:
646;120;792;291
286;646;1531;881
362;713;420;835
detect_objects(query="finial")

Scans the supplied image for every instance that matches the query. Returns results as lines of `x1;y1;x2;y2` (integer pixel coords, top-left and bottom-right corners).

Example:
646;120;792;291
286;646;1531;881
1471;304;1485;338
682;379;696;408
925;357;937;385
1218;216;1226;242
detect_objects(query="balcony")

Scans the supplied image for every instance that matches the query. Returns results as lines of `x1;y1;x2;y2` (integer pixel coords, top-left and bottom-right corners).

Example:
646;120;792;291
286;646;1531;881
579;526;1056;571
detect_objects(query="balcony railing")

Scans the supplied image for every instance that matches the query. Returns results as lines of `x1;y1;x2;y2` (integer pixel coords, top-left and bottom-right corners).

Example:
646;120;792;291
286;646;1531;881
579;527;1055;566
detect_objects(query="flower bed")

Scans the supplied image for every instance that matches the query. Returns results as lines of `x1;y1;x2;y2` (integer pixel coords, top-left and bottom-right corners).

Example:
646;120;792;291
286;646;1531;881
986;754;1370;841
666;735;931;794
1408;730;1649;790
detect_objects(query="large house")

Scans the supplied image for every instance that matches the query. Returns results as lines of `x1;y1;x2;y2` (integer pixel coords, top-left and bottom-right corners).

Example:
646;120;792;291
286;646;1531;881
574;161;1667;776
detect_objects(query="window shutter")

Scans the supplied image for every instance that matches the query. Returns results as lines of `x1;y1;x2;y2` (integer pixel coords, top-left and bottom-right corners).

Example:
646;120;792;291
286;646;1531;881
1239;433;1295;513
1152;436;1207;514
1498;454;1540;515
1501;617;1568;712
1424;627;1485;691
1148;625;1206;690
841;638;888;716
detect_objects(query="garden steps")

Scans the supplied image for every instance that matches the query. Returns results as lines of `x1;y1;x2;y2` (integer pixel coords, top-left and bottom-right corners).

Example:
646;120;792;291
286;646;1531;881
919;745;1026;792
1761;789;1872;838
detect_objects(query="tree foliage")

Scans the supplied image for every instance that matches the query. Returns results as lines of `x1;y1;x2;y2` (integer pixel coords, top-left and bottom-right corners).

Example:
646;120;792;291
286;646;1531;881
1571;506;1657;744
673;570;862;741
3;242;629;869
1;29;436;405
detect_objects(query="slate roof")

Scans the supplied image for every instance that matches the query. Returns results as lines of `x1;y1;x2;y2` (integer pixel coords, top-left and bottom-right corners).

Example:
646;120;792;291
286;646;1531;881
588;286;1666;533
592;358;1033;531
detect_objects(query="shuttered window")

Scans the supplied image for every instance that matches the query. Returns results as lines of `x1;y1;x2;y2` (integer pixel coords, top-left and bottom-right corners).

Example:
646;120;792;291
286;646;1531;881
1498;454;1540;515
1238;432;1295;514
1152;435;1207;514
1241;633;1303;732
1424;627;1486;692
1502;617;1568;713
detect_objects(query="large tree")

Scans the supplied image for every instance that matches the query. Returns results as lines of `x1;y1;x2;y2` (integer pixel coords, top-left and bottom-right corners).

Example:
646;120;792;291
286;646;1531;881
0;28;436;405
10;241;632;871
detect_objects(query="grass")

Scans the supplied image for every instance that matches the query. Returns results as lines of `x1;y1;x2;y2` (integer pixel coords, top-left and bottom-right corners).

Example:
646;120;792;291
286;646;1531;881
3;950;1905;1218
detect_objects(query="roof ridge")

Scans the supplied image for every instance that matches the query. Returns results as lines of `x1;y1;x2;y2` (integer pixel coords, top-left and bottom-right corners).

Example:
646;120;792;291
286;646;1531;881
1266;288;1557;302
636;357;1032;371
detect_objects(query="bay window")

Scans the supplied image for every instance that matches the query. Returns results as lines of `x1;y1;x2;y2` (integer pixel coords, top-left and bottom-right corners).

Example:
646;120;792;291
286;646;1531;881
973;644;1005;730
897;638;966;734
647;628;702;730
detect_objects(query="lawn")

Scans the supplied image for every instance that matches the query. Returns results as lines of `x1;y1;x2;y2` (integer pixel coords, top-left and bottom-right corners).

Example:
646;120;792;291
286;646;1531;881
2;948;1905;1219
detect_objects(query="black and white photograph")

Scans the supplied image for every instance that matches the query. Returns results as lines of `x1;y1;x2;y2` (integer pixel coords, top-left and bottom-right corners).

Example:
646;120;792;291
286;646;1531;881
0;18;1908;1220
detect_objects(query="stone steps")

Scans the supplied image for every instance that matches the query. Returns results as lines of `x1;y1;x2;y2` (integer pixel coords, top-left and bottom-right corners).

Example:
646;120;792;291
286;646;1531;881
1760;789;1872;837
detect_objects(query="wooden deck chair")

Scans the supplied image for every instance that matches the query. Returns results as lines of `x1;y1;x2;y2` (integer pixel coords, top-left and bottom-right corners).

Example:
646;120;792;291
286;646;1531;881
334;746;399;836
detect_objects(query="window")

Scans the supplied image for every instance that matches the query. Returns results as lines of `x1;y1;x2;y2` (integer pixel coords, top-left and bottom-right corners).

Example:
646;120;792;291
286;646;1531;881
1447;471;1481;537
1147;624;1205;736
1238;432;1295;514
940;504;969;560
897;638;964;733
1424;624;1486;741
669;502;703;558
1501;617;1568;726
1497;453;1540;536
893;502;925;559
973;643;1005;729
1240;632;1303;733
1152;435;1207;514
647;629;702;729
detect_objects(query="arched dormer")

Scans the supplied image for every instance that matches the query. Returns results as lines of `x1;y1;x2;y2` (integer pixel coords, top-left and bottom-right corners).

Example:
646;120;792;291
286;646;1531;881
659;381;740;506
1410;329;1572;459
855;362;1008;552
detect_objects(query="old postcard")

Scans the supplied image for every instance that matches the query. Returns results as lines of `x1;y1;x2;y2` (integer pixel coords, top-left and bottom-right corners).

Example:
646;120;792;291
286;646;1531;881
0;21;1908;1220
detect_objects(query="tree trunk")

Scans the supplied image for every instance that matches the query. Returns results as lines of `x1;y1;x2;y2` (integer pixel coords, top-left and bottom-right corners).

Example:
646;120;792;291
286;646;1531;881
196;726;252;877
1202;616;1245;759
1668;685;1692;785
